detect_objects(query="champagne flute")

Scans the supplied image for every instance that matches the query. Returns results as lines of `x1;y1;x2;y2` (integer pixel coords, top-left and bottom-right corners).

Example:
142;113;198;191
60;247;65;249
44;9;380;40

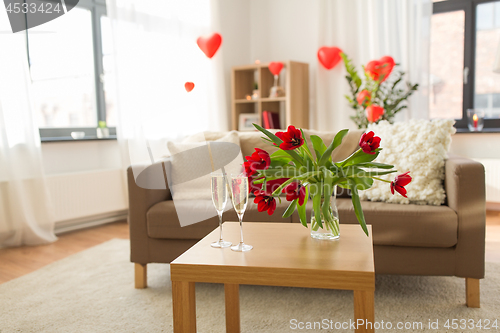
230;174;252;252
210;172;232;248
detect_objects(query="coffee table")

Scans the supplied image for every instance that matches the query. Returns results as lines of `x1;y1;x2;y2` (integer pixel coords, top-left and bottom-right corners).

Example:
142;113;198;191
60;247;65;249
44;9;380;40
171;222;375;333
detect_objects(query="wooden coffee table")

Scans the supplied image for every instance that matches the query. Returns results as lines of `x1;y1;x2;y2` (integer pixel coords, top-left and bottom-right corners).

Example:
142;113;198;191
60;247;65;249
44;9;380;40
171;222;375;333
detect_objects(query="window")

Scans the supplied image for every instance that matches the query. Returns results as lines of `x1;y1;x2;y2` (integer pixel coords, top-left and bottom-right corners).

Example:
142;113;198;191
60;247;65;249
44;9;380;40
430;0;500;130
26;0;115;140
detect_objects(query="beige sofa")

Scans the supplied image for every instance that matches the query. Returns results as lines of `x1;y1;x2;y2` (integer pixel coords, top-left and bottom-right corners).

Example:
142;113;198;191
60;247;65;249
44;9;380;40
127;130;486;307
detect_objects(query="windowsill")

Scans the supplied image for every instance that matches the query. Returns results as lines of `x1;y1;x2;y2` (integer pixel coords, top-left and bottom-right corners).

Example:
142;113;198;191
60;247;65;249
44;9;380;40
455;128;500;133
41;135;117;143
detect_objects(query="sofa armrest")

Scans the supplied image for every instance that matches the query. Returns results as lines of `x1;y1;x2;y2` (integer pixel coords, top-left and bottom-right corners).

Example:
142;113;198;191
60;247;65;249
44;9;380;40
128;161;171;264
445;155;486;278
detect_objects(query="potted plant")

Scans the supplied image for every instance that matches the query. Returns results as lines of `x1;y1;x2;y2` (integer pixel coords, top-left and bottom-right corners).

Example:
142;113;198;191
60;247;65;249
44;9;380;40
341;53;418;129
245;124;411;239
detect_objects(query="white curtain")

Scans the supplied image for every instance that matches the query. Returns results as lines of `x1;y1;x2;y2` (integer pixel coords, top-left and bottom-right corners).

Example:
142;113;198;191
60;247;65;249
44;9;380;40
0;15;57;248
315;0;432;131
106;0;228;181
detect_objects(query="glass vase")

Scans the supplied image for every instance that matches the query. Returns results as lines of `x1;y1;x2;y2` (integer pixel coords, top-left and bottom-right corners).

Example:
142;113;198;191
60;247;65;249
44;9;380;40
310;185;340;240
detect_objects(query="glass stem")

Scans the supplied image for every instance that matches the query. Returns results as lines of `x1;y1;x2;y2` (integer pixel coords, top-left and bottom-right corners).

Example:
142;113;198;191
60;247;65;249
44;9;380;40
238;213;244;244
218;211;223;242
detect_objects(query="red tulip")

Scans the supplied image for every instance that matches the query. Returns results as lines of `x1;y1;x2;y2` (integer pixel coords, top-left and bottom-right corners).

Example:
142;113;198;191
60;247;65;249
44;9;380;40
243;148;270;176
365;105;384;123
365;56;395;82
390;171;412;198
254;190;277;215
356;90;372;106
283;181;306;206
275;125;304;150
359;131;381;155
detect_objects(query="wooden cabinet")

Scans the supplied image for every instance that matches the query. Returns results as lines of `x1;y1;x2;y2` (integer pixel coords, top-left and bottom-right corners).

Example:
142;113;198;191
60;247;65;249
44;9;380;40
231;61;309;131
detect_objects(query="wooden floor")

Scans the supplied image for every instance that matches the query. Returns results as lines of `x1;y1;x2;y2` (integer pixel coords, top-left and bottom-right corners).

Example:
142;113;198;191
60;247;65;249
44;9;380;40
0;221;129;284
0;212;499;285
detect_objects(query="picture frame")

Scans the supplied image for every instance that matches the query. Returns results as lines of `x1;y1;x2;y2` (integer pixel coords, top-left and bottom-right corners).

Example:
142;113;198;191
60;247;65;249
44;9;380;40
238;113;260;131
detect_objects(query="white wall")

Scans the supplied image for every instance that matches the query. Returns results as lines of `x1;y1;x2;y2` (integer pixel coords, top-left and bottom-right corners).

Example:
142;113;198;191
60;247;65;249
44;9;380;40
217;0;252;121
450;133;500;159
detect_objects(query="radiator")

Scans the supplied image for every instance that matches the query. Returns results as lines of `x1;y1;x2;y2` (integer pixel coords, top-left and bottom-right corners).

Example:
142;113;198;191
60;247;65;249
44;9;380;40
473;158;500;204
47;169;128;228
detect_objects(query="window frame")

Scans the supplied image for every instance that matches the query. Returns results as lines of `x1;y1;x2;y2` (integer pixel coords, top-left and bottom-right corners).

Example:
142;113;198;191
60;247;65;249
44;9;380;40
433;0;500;131
26;0;116;141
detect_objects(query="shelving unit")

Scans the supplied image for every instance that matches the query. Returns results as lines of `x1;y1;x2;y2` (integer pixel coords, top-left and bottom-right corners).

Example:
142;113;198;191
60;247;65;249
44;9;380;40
231;61;309;131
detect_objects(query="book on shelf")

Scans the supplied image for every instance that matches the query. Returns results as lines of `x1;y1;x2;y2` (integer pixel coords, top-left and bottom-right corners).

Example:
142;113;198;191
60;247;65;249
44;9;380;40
262;110;280;129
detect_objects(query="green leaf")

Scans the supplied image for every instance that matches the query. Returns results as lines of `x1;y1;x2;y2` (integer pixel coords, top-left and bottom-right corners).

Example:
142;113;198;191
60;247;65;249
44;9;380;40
347;177;374;191
341;52;362;89
357;170;397;177
269;157;292;168
357;162;394;169
282;199;297;218
345;150;381;166
272;178;296;196
348;179;369;236
312;188;323;229
259;168;299;178
318;129;349;166
300;129;315;162
321;168;334;222
310;135;327;162
297;186;309;227
271;150;292;158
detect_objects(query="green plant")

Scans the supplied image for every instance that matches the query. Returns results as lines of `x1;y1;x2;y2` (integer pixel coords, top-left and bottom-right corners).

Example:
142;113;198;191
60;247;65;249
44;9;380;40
247;124;411;236
341;53;418;129
98;121;107;129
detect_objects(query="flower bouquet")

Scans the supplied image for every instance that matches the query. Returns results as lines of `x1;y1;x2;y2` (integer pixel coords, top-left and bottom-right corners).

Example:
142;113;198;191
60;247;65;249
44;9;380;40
341;53;418;129
244;124;411;239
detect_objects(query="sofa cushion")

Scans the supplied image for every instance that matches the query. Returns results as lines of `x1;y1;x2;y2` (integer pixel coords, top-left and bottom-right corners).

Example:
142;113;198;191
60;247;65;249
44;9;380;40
290;198;458;248
359;119;456;205
147;198;292;240
167;131;243;201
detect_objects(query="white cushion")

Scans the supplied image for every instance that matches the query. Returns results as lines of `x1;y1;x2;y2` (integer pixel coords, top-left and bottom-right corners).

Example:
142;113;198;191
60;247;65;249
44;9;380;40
167;131;244;201
358;119;456;206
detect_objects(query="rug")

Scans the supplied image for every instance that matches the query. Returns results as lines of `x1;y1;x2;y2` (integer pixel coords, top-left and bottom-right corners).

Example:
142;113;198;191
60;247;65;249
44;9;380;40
0;239;499;332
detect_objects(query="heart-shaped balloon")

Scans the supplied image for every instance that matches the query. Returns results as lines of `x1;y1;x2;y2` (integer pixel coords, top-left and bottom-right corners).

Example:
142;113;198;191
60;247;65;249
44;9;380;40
317;46;343;70
365;105;385;123
365;56;395;82
185;82;195;92
197;33;222;59
268;62;284;76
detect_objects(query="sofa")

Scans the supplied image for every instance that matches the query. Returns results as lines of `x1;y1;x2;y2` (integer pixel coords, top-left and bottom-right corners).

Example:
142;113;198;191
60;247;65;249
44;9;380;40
127;129;486;308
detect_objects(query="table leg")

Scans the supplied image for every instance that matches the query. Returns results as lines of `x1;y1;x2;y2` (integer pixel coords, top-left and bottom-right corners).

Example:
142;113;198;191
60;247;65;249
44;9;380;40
172;281;196;333
354;290;374;333
225;283;240;333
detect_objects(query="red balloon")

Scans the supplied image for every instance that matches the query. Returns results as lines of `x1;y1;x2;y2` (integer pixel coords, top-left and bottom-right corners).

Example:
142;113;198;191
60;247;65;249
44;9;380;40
317;46;343;70
365;56;395;82
185;82;195;92
197;33;222;59
365;105;385;123
268;62;284;76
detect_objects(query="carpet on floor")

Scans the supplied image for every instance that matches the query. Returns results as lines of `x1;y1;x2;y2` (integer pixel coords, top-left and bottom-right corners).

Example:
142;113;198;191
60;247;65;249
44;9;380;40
0;239;499;332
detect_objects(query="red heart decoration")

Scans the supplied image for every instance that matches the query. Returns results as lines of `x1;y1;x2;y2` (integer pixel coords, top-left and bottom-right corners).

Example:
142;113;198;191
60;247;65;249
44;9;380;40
197;33;222;59
268;62;284;76
317;46;343;70
365;56;395;82
185;82;195;92
365;105;385;123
